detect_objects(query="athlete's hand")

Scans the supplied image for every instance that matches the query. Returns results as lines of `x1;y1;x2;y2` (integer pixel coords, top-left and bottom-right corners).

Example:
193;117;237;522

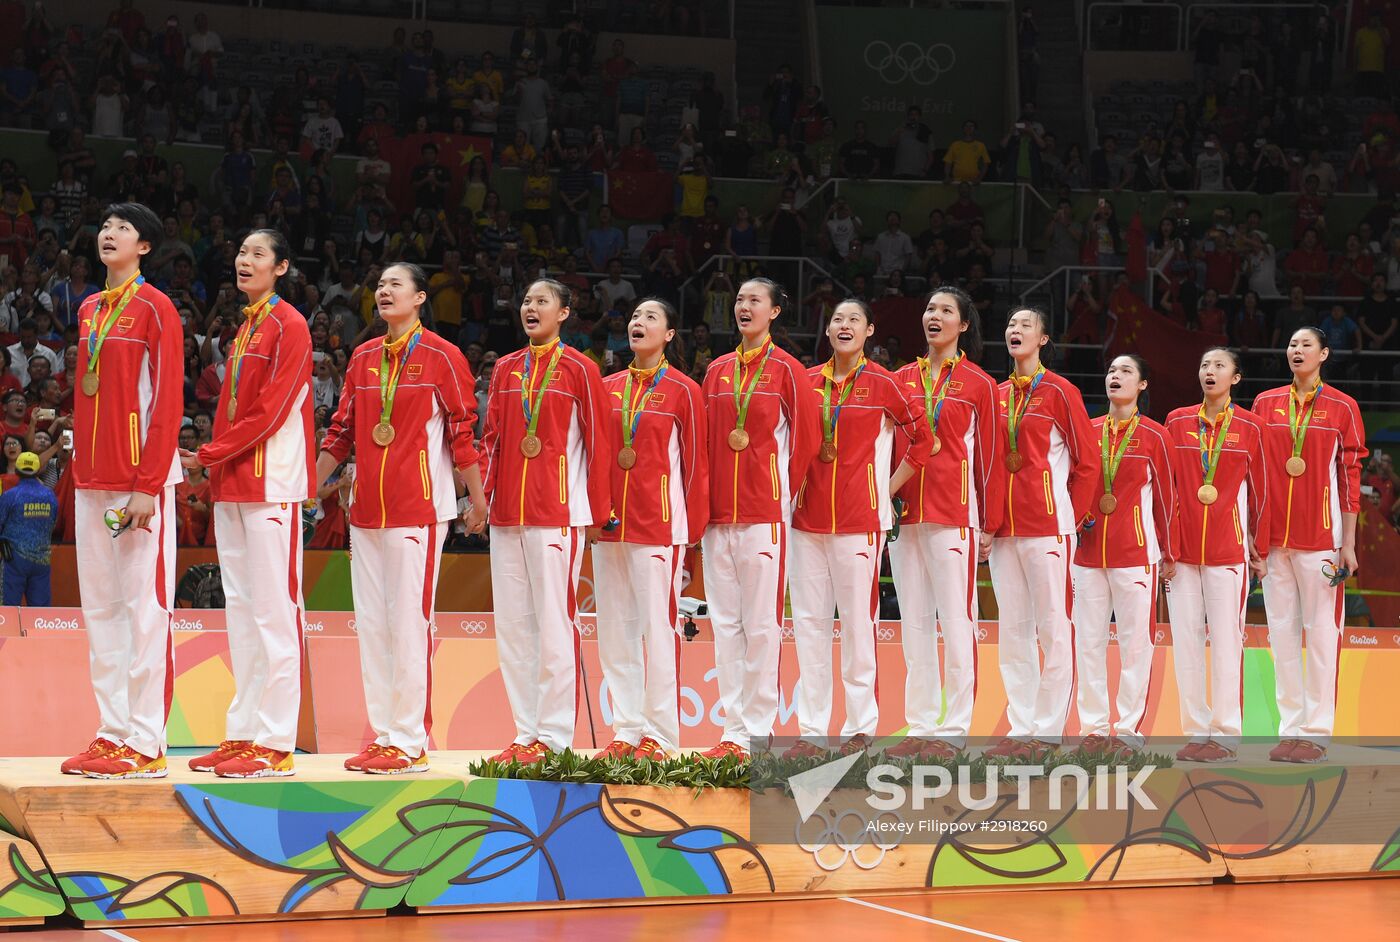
585;526;601;545
977;531;993;563
1248;543;1267;579
179;448;203;469
1161;559;1177;583
1339;544;1359;578
124;492;156;531
462;502;487;535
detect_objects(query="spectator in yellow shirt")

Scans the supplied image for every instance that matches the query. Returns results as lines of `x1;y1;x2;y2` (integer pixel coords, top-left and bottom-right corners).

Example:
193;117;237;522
943;120;991;183
1354;14;1391;99
427;249;467;339
676;159;710;221
472;51;504;99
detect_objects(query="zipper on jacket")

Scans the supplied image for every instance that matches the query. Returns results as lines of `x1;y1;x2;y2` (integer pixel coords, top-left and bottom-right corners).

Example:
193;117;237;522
559;455;568;504
660;473;671;525
418;450;431;500
619;468;632;541
1322;485;1331;534
127;412;141;466
1281;478;1296;547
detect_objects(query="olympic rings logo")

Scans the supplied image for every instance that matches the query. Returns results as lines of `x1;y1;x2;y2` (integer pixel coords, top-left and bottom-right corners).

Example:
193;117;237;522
796;809;903;871
975;626;989;642
863;40;956;86
781;625;795;641
1154;629;1166;644
876;626;895;642
460;620;488;635
577;622;596;638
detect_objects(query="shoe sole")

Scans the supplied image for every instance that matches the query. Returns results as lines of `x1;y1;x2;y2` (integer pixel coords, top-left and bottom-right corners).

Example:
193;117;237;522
364;763;430;775
189;764;222;772
84;769;169;779
215;768;295;779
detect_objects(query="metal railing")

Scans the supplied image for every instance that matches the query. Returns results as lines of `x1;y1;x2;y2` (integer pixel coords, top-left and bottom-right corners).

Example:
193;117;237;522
1085;2;1185;51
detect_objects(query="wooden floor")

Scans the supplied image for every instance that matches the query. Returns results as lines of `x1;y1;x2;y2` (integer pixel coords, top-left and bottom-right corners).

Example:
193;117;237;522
5;880;1398;940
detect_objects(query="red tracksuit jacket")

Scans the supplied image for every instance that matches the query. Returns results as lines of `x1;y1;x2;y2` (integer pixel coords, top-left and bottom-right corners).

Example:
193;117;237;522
321;326;481;529
993;369;1097;538
196;298;315;503
702;338;821;525
598;362;709;546
1164;402;1269;566
793;357;916;534
481;338;611;529
72;278;183;495
1251;384;1366;552
892;354;1004;533
1073;414;1179;569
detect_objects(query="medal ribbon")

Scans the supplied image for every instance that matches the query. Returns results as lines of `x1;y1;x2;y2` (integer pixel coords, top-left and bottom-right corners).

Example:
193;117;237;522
920;353;962;442
1101;412;1139;496
86;272;144;368
229;293;279;408
821;357;865;445
621;361;668;448
1198;400;1234;488
378;323;423;427
1287;380;1322;460
731;339;773;433
1006;365;1045;455
520;340;563;439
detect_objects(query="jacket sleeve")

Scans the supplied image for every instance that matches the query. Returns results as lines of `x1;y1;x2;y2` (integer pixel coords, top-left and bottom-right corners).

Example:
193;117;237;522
1149;427;1178;563
976;374;1006;534
1245;421;1270;553
1337;396;1368;515
320;357;356;463
1060;380;1099;524
132;293;186;495
681;377;710;545
784;359;821;498
197;315;312;468
437;343;482;470
480;357;505;507
891;370;924;470
883;371;919;457
578;357;613;527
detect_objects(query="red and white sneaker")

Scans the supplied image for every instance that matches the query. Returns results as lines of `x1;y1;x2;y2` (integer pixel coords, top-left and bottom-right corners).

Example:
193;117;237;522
215;745;294;778
1176;742;1207;762
82;745;168;779
1284;740;1328;764
345;743;386;771
782;739;825;760
189;740;252;772
1076;734;1112;755
489;743;526;763
512;741;552;766
634;737;669;761
1268;739;1304;762
363;746;430;775
700;741;749;760
840;734;873;755
1192;741;1237;763
61;738;120;775
600;740;636;759
983;737;1029;759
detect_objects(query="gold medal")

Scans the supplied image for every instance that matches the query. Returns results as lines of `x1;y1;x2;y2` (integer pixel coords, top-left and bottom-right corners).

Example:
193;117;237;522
818;441;837;463
81;372;99;396
1098;493;1118;515
930;434;942;456
521;434;542;458
618;446;637;470
372;422;396;446
227;397;238;422
1197;484;1218;505
1006;451;1024;473
1286;456;1306;477
728;428;750;452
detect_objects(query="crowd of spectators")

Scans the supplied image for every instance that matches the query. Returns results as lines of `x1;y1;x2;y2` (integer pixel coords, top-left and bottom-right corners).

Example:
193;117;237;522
0;0;1398;549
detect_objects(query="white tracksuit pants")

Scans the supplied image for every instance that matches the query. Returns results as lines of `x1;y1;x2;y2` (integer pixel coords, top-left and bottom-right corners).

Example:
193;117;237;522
701;522;787;747
593;541;684;753
790;529;884;740
989;535;1076;742
75;487;177;759
1072;564;1158;749
349;522;445;757
491;525;585;753
218;501;305;753
889;524;980;745
1166;563;1247;745
1263;547;1343;744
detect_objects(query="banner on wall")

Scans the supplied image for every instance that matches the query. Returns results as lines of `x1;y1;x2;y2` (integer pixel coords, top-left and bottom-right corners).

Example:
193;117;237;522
813;7;1009;143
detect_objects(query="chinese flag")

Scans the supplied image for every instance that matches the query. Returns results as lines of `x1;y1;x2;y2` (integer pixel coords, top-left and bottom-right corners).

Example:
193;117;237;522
607;171;674;222
1105;286;1226;420
389;133;493;212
